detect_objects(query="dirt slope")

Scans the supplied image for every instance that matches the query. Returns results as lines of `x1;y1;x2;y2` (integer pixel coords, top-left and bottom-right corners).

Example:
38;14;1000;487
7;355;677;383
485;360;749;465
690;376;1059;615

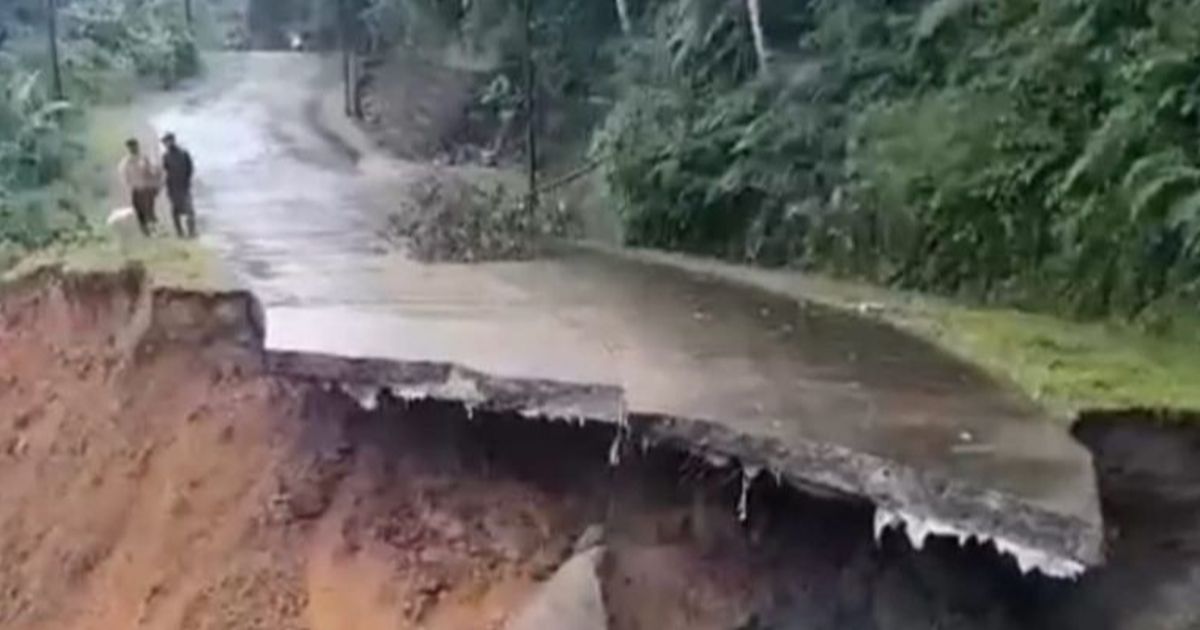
0;267;779;629
3;266;1199;630
0;267;558;629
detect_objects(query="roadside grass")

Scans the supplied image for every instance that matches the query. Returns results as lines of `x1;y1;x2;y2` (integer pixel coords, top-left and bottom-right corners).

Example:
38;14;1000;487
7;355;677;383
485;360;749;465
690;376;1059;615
4;235;230;292
5;124;231;291
4;82;229;292
890;299;1200;417
608;245;1200;418
12;47;1191;419
759;269;1200;417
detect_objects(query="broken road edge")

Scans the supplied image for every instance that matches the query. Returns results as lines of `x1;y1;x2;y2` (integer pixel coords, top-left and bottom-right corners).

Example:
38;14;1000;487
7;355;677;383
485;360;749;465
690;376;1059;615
1;261;1106;580
267;349;1103;580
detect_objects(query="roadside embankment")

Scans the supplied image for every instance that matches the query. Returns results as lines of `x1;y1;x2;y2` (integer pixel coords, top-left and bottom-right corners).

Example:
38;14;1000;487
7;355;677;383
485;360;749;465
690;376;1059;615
3;264;1199;629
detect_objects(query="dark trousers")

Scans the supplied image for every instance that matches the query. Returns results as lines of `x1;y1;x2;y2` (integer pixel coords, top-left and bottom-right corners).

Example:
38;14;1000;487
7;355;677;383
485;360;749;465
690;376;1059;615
131;188;158;236
168;188;196;238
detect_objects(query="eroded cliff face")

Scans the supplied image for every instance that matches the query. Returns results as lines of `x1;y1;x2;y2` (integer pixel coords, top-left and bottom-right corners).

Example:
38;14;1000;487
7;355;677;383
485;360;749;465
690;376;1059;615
1;266;1197;630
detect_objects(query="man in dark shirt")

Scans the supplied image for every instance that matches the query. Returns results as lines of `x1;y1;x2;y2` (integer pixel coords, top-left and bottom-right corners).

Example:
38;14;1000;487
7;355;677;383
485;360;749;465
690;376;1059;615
161;133;196;238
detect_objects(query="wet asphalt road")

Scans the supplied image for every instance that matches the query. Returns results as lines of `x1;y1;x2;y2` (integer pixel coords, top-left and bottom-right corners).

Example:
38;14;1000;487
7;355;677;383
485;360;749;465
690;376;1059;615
153;54;398;308
149;53;1103;572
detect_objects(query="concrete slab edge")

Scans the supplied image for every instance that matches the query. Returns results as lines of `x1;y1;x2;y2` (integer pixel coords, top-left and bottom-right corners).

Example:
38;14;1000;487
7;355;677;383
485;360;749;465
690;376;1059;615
266;349;1105;579
0;264;1105;578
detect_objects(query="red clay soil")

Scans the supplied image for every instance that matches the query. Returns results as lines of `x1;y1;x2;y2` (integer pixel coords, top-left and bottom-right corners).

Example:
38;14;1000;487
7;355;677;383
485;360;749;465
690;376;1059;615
6;266;1196;630
0;267;769;630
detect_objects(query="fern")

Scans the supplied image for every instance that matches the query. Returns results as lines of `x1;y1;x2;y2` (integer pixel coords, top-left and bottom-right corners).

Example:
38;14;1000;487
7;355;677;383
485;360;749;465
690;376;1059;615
1127;167;1200;223
913;0;977;44
1166;189;1200;231
1122;149;1188;195
1061;105;1144;195
575;0;1200;316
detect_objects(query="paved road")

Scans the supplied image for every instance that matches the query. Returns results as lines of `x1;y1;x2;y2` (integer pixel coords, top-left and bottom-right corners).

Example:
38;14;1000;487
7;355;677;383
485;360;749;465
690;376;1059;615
152;53;1102;575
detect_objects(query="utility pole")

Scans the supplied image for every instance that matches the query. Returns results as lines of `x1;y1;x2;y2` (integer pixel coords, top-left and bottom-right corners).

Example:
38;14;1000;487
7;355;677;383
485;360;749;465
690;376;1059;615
339;0;351;116
47;0;64;100
523;0;538;210
184;0;193;29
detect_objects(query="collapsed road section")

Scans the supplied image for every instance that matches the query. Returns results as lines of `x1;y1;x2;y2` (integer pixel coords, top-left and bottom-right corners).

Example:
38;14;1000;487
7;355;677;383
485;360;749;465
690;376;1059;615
6;264;1200;630
265;245;1104;578
147;53;1101;575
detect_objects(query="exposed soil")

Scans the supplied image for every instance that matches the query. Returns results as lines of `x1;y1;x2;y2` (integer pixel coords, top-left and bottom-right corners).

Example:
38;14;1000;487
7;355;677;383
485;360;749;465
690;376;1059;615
1041;413;1200;629
356;51;597;171
358;53;509;166
1;267;1199;629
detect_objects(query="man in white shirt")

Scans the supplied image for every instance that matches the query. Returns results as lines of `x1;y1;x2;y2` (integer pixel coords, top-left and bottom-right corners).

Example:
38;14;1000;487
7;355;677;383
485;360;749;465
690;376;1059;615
118;138;161;236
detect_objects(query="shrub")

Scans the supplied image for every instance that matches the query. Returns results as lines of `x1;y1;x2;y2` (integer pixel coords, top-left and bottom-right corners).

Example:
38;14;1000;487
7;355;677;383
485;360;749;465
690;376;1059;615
596;0;1200;319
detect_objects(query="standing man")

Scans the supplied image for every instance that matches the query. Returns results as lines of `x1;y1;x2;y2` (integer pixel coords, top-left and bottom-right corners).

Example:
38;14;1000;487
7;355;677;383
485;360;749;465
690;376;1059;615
161;133;196;238
119;139;160;236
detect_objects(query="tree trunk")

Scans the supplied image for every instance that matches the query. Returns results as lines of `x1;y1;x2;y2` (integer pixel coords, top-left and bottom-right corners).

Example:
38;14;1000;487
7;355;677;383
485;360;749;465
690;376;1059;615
46;0;63;100
614;0;631;34
745;0;769;76
339;0;351;116
523;0;538;210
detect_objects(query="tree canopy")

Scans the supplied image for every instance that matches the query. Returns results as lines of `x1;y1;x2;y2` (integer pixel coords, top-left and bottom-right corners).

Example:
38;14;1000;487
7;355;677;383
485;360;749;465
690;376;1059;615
351;0;1200;320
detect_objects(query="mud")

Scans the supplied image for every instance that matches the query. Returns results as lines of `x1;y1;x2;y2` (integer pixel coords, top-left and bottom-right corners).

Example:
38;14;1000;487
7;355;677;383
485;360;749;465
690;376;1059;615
1036;413;1200;629
357;54;505;166
2;268;1199;629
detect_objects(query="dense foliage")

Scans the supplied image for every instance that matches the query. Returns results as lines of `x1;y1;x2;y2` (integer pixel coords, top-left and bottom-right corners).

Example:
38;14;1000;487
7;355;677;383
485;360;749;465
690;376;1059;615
0;0;198;257
598;0;1200;319
353;0;1200;318
0;55;80;250
61;0;200;94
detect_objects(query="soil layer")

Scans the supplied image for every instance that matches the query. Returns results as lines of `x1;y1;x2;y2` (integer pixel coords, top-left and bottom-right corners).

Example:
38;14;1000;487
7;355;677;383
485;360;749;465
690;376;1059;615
2;268;1198;629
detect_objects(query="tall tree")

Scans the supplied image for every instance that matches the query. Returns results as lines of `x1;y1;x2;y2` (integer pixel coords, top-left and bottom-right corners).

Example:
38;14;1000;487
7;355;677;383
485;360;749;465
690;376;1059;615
339;0;351;115
523;0;538;209
745;0;768;74
614;0;631;34
46;0;63;100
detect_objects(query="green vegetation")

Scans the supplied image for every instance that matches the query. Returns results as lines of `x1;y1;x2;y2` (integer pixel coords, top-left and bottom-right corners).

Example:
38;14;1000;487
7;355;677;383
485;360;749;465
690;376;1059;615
0;0;200;268
385;174;570;262
594;0;1200;409
927;305;1200;414
620;246;1200;414
4;233;229;291
1;0;1182;413
817;277;1200;414
0;55;82;254
351;0;1200;411
597;0;1200;323
351;0;1200;323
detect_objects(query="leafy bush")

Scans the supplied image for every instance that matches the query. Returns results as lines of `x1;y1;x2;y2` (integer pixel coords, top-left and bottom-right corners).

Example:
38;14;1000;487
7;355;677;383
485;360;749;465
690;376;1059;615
0;0;200;257
0;55;85;249
384;174;569;262
597;0;1200;320
64;0;201;91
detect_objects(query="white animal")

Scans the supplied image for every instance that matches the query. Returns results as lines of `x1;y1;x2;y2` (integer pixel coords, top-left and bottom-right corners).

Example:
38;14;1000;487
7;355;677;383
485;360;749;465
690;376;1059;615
106;206;142;254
